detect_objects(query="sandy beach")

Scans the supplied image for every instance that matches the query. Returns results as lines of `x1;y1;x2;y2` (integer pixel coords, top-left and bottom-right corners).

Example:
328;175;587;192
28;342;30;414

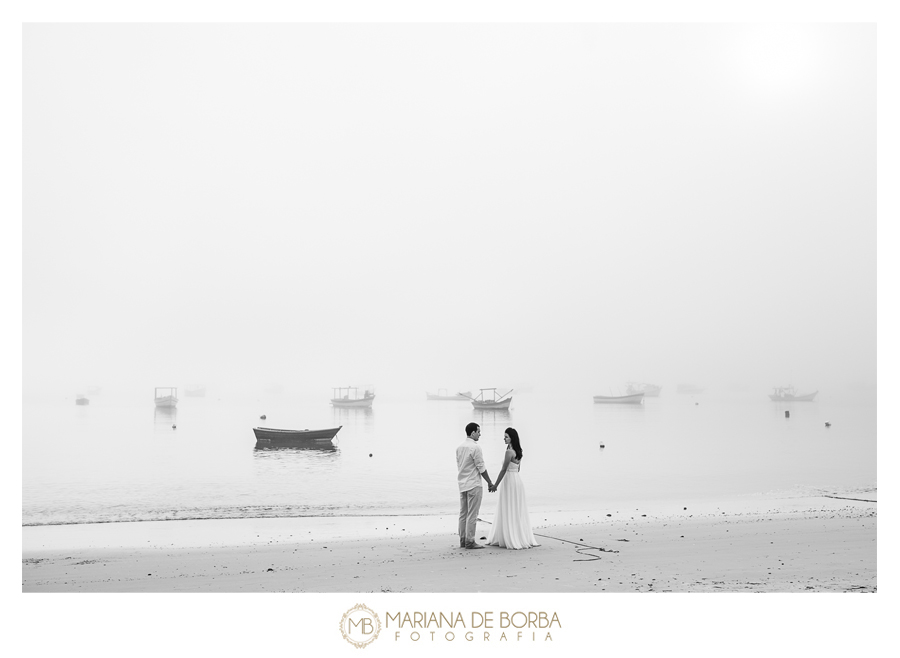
21;492;875;593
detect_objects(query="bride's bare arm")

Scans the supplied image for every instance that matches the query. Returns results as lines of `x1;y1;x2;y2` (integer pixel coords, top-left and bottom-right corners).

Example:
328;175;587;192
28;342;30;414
494;449;514;488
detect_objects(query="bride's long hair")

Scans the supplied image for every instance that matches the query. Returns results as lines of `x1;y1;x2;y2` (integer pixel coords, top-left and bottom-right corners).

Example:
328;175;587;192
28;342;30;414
505;427;523;461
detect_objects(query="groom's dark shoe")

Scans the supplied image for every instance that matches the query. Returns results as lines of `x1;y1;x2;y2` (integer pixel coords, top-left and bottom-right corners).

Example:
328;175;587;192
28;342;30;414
465;542;485;550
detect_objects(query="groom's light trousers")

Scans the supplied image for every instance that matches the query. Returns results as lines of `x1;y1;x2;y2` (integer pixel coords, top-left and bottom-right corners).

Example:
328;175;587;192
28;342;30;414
459;486;483;546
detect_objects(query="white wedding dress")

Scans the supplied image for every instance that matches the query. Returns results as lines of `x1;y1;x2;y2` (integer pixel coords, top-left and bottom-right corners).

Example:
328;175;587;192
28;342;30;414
487;459;539;549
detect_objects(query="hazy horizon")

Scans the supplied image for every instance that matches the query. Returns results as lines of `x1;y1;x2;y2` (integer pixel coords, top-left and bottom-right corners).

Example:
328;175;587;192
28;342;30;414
23;23;875;404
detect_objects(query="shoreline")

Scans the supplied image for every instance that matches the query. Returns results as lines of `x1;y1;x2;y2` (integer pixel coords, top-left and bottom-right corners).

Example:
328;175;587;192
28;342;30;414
22;485;876;529
22;491;876;593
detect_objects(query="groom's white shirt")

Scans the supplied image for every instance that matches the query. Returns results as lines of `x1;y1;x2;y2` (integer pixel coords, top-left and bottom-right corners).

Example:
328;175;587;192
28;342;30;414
456;437;486;492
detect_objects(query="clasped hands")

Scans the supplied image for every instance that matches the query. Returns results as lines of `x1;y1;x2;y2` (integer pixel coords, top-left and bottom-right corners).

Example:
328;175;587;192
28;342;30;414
488;483;498;493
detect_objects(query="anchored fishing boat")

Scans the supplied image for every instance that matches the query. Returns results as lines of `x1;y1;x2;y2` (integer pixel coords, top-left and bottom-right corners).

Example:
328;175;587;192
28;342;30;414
75;395;90;406
253;425;342;447
331;387;375;408
625;382;662;397
462;388;513;410
154;387;178;408
593;392;645;404
769;386;818;402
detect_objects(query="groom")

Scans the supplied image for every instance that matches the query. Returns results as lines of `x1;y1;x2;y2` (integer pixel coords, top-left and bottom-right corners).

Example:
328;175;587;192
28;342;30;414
456;422;495;549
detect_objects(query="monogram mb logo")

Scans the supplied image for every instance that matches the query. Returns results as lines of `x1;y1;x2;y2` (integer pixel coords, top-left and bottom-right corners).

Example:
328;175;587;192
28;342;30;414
339;604;382;648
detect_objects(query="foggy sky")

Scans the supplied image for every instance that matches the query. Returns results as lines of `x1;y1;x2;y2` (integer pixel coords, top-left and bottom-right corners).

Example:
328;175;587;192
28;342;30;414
22;23;876;400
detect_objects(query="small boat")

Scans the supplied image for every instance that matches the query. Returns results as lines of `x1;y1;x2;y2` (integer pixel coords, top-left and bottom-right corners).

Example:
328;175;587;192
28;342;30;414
154;387;178;408
463;388;513;410
331;387;375;408
625;382;662;397
769;386;818;402
75;395;90;406
184;385;206;397
593;392;644;404
426;389;472;401
253;425;342;447
677;384;705;394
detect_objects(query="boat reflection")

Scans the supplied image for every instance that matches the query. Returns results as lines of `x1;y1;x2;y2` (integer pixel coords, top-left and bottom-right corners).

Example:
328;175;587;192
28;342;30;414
332;406;374;428
153;406;177;432
593;402;644;422
592;402;645;413
252;443;340;466
254;443;338;454
471;409;512;434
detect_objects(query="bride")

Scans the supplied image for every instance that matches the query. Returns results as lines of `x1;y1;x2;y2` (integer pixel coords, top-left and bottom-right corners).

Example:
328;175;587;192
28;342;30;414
486;427;539;549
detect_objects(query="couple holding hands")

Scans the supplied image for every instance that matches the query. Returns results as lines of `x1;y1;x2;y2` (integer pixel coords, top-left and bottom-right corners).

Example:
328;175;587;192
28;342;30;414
455;422;539;550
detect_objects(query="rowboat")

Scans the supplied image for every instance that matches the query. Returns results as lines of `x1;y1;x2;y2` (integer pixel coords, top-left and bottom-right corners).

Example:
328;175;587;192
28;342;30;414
426;389;472;401
463;388;513;410
593;392;645;404
154;387;178;408
769;386;818;402
253;426;342;447
625;382;662;397
331;387;375;408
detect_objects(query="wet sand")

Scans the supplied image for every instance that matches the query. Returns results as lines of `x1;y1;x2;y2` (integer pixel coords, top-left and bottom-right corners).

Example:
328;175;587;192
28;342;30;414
21;493;875;593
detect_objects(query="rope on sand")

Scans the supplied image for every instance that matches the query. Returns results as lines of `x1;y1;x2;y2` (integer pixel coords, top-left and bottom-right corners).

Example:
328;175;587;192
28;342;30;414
821;495;877;503
479;519;619;561
533;532;619;562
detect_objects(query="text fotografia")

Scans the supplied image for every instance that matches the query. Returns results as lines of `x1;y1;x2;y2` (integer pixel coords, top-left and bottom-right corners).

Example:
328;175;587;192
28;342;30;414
387;611;560;642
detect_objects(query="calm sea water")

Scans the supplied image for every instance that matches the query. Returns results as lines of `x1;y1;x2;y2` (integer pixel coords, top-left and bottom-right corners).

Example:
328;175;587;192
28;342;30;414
23;389;876;526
